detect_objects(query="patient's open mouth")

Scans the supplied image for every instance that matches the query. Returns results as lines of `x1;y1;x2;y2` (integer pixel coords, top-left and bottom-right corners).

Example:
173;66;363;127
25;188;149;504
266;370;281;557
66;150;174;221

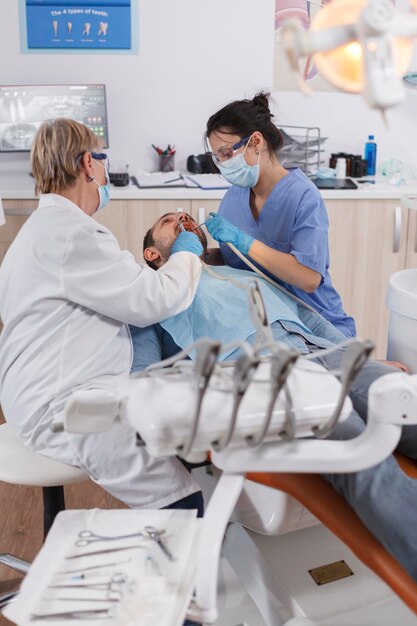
180;221;196;232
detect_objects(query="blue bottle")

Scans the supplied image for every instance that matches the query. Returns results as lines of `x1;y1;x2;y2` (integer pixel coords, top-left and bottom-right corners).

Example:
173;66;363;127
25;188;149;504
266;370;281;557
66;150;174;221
364;135;377;176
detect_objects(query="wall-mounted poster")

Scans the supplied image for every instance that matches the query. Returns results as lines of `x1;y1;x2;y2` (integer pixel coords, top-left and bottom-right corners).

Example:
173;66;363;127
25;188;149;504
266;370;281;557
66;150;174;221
274;0;336;92
25;0;131;50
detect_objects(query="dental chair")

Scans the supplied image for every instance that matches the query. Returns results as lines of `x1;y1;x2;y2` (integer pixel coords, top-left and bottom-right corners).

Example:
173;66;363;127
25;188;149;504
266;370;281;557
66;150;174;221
60;336;417;625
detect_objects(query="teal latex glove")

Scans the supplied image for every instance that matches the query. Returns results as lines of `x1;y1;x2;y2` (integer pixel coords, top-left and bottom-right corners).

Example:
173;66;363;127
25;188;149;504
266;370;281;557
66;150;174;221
205;212;254;255
171;231;203;257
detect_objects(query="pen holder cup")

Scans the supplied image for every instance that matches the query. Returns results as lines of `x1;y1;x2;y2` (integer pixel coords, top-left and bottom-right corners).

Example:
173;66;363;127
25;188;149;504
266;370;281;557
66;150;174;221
159;154;175;172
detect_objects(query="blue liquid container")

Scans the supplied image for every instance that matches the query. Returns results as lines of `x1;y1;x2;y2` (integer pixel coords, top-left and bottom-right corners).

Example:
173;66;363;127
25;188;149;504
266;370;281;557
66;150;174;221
364;135;377;176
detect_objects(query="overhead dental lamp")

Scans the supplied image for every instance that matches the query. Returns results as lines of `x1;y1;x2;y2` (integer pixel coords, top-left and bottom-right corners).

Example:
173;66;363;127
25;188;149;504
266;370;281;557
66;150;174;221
282;0;417;113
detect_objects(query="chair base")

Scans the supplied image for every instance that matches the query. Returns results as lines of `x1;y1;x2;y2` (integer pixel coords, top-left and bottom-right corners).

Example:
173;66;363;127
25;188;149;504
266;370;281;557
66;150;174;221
43;485;65;538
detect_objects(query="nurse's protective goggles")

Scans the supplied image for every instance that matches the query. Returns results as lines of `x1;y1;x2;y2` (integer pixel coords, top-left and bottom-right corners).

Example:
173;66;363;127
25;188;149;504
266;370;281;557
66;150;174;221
207;136;250;167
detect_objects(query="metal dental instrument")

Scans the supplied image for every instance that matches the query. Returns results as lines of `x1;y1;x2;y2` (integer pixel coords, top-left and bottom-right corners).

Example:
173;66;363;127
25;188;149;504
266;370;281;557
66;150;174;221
191;222;206;231
49;572;127;595
45;594;121;603
75;530;144;548
30;608;113;621
177;339;222;458
247;281;274;348
246;347;299;447
144;526;175;562
313;339;374;439
212;352;260;452
65;545;144;560
281;382;296;442
57;559;131;576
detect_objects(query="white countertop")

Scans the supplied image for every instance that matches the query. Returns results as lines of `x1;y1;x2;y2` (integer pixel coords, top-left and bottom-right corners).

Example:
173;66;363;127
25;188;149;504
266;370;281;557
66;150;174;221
0;169;416;201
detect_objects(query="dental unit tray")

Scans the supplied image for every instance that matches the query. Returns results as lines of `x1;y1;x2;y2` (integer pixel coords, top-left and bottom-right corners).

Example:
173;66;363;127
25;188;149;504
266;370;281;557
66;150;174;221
63;356;353;462
126;361;352;459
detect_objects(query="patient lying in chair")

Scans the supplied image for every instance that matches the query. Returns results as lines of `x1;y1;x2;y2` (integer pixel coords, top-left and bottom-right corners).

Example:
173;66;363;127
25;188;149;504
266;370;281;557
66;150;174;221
130;211;417;583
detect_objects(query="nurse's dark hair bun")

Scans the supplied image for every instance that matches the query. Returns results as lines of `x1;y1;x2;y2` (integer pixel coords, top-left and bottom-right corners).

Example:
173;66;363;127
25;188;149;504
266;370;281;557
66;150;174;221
206;90;283;154
252;91;271;113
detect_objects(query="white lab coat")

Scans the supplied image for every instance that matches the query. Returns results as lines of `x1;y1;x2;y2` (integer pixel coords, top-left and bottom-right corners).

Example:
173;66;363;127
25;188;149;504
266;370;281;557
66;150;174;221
0;194;202;508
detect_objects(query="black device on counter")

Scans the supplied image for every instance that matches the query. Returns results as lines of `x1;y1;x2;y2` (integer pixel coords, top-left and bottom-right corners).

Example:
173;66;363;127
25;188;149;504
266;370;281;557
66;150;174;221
329;153;368;178
312;178;358;190
109;172;130;187
187;154;220;174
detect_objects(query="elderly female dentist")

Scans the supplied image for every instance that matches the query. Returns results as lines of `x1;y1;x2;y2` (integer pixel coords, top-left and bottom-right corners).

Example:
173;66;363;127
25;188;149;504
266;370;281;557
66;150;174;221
0;118;204;512
205;92;355;338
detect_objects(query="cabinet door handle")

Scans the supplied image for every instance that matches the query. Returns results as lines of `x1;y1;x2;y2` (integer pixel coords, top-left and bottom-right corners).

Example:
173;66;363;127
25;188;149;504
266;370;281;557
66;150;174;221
393;205;402;253
198;206;206;225
414;215;417;253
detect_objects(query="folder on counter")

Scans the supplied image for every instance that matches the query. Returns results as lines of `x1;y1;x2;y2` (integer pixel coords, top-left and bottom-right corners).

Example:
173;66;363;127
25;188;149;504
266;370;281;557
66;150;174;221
131;171;186;188
184;174;231;190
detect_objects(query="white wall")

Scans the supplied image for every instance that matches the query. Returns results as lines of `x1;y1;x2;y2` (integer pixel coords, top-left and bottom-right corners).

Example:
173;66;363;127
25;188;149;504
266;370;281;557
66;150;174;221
0;0;416;173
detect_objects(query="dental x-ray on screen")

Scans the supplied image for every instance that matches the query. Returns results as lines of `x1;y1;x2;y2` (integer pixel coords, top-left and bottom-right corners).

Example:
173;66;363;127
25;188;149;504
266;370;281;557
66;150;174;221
0;84;108;152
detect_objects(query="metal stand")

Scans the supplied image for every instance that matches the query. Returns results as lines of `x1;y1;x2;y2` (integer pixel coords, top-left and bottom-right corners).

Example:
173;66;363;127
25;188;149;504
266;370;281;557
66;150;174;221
42;485;65;539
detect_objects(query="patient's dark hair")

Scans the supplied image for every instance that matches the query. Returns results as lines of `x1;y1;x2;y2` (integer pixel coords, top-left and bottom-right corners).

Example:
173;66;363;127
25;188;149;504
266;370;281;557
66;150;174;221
205;91;283;154
143;227;158;270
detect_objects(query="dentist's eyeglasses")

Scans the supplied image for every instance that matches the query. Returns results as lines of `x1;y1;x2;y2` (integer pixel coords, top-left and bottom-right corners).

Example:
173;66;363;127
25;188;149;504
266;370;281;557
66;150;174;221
91;152;110;174
76;151;110;173
206;136;250;167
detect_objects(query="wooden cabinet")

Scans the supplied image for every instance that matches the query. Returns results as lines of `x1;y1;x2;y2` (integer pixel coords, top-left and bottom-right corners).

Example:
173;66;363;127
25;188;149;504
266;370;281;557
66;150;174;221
0;200;37;264
94;200;191;262
326;199;408;359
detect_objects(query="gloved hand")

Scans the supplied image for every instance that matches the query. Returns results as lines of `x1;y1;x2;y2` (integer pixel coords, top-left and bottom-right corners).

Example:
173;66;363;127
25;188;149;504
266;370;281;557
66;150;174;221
171;231;203;257
205;213;254;255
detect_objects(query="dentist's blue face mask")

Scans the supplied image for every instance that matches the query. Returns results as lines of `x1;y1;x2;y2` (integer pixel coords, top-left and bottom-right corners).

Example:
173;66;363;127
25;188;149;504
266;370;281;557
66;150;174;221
217;135;260;188
92;159;110;211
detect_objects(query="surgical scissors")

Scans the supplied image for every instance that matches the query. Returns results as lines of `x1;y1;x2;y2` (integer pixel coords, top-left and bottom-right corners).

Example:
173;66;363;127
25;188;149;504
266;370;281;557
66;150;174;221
75;530;144;547
49;572;127;597
144;526;175;561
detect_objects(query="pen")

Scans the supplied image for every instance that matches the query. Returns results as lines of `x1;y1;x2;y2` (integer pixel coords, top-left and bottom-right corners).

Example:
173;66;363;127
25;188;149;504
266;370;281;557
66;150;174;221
152;144;163;155
164;176;182;184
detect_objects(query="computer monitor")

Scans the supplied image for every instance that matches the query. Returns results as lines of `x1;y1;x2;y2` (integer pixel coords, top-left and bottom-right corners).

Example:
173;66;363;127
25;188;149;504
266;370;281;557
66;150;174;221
0;84;108;152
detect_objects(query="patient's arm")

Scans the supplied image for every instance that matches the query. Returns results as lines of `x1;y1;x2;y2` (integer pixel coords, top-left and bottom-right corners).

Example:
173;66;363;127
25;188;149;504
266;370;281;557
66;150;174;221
204;247;225;266
129;324;162;372
129;324;183;372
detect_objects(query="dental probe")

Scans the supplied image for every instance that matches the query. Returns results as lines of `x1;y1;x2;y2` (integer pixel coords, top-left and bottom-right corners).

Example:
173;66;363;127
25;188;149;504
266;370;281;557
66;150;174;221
191;222;206;231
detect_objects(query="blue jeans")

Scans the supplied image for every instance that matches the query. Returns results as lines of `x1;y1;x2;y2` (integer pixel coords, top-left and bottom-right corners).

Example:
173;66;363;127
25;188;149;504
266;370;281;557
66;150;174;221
313;348;417;581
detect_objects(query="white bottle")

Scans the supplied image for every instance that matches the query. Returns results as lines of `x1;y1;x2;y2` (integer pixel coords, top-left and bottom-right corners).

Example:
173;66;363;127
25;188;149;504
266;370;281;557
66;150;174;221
335;157;347;178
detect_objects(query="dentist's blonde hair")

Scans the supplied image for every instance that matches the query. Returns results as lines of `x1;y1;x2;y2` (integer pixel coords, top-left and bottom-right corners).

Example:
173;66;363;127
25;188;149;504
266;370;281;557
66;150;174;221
31;118;102;195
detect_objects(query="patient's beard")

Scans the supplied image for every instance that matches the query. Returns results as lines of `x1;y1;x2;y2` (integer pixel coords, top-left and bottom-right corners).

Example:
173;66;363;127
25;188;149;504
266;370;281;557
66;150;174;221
155;236;174;266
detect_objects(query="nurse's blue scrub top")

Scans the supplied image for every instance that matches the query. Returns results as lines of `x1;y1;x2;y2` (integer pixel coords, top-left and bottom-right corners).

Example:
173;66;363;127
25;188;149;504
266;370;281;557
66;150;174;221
218;168;356;337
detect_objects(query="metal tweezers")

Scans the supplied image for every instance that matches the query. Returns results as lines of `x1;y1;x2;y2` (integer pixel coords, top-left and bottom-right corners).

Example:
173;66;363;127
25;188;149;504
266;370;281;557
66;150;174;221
212;352;260;452
313;339;374;438
246;347;299;447
177;339;221;457
30;608;112;620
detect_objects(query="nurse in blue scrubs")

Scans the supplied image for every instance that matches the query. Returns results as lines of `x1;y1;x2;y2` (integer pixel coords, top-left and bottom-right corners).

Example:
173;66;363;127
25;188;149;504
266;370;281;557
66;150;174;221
205;91;355;338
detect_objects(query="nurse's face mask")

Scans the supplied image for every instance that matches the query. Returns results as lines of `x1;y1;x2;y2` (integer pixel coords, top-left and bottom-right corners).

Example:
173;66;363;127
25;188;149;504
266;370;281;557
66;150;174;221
209;134;260;188
91;153;110;211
